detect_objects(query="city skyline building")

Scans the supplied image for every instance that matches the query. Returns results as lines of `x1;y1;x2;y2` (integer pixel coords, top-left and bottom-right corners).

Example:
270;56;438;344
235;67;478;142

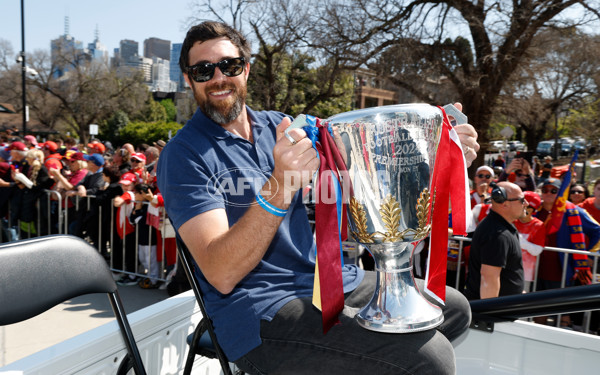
144;37;171;61
87;26;109;64
49;17;182;93
170;43;185;92
119;39;139;63
50;17;85;78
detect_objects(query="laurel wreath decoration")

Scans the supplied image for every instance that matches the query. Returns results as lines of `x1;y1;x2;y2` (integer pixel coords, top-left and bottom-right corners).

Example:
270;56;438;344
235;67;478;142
348;189;432;243
414;188;432;238
349;197;375;243
380;194;402;242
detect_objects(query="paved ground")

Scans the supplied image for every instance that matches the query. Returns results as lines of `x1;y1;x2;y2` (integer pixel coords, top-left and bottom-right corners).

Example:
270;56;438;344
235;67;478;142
0;284;171;367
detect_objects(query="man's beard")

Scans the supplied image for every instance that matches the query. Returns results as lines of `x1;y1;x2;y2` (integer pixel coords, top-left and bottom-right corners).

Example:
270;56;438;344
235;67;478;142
193;81;247;125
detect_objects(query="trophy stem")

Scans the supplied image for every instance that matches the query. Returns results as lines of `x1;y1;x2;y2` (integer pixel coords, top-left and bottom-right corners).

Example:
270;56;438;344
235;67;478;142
356;244;444;333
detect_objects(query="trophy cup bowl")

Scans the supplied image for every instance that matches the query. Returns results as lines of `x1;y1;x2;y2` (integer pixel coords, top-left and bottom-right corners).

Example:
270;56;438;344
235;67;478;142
326;103;445;333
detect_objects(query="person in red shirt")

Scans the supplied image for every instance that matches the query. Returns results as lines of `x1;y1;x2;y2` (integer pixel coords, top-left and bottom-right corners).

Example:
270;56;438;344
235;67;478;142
130;153;148;183
577;179;600;222
113;172;139;285
514;191;546;292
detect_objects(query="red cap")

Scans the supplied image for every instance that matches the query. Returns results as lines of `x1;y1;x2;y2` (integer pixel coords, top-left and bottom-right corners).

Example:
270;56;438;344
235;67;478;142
9;141;27;151
524;191;541;210
42;141;58;153
66;152;86;161
119;172;137;185
24;135;38;146
131;153;146;162
45;158;63;170
87;142;106;154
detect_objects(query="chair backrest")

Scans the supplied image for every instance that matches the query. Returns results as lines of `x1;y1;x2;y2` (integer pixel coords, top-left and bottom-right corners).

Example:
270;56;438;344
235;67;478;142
0;235;146;375
175;234;234;374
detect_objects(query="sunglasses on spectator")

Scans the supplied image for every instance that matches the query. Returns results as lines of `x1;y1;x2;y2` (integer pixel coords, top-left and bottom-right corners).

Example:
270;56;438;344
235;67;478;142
570;190;585;194
515;172;525;177
131;160;142;163
506;196;526;204
186;57;246;83
477;173;491;179
543;188;558;194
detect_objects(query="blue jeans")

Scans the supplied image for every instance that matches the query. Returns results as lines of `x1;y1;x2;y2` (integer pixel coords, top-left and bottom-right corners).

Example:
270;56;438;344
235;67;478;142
235;272;471;374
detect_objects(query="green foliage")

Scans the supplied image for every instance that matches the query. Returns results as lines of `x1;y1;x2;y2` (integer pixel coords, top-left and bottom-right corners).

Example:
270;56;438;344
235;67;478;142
119;120;183;146
563;98;600;141
160;99;177;122
100;111;130;145
247;46;354;118
309;72;354;118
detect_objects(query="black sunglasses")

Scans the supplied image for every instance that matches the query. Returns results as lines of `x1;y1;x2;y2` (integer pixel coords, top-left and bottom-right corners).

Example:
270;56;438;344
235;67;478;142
506;196;526;204
477;173;491;179
186;57;246;83
543;188;558;194
570;190;585;194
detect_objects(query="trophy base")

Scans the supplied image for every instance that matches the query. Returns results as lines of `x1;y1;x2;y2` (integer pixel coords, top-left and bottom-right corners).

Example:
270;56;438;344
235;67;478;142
356;270;444;333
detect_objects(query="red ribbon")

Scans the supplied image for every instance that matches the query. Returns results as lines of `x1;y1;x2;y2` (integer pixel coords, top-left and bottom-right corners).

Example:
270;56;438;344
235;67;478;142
426;109;468;303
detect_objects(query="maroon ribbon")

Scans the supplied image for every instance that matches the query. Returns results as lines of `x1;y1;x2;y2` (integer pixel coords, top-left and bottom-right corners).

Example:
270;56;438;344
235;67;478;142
314;120;348;333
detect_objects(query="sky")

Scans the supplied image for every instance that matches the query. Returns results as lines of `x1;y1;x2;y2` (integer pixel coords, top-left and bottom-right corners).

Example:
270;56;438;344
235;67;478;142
2;0;198;56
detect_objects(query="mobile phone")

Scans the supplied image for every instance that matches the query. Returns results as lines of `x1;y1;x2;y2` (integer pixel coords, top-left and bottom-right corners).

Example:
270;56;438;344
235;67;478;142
443;104;468;126
516;151;534;165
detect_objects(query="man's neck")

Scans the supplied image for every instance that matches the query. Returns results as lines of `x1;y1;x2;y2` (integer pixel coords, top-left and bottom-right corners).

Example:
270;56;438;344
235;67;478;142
222;108;253;142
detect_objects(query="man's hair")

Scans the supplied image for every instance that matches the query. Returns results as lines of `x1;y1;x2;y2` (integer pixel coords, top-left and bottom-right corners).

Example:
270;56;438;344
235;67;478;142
179;21;251;72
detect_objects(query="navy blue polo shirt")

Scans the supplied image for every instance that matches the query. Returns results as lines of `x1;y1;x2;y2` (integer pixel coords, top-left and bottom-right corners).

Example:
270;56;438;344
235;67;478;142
157;107;364;361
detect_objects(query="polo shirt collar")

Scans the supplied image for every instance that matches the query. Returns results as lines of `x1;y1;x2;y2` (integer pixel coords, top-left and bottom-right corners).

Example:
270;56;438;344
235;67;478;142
488;209;518;233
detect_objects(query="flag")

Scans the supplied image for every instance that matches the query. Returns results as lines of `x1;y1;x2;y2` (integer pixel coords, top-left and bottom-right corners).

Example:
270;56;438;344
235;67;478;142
546;150;579;234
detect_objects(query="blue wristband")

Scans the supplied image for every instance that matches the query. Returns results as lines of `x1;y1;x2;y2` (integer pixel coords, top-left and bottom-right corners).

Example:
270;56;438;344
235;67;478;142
256;193;288;217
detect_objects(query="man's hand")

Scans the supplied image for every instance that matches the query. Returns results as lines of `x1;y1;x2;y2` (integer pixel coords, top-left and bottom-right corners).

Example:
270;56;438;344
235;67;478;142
575;269;593;285
451;103;479;167
271;117;319;198
477;182;489;195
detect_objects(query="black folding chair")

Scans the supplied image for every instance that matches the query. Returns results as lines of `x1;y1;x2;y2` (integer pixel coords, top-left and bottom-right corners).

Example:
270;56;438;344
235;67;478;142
0;235;146;375
176;235;244;375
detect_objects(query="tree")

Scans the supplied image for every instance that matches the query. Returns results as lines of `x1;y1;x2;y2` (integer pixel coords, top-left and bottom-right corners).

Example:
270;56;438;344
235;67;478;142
160;99;177;122
189;0;360;116
297;0;600;170
494;29;600;153
18;40;150;143
189;0;600;171
247;46;354;117
119;120;183;147
563;97;600;150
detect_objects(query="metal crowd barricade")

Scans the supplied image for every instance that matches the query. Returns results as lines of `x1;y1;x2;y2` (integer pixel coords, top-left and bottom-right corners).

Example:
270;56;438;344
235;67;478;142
449;235;600;334
2;189;174;285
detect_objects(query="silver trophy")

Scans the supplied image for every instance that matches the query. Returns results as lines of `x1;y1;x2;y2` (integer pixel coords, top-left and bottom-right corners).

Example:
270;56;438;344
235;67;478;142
326;103;445;333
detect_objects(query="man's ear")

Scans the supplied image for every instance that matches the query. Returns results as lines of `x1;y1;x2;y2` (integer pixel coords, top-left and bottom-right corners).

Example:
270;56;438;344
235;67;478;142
183;73;193;88
244;61;250;80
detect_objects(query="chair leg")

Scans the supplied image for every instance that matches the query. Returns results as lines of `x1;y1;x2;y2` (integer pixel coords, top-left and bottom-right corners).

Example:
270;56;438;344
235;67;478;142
183;319;205;375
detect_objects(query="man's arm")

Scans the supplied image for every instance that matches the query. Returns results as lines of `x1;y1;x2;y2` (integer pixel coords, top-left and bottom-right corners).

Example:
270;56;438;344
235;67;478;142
179;118;319;295
480;264;502;299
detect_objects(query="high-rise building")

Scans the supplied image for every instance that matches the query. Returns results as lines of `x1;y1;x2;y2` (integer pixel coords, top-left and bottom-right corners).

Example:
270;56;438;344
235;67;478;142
170;43;186;92
144;38;170;61
120;39;139;63
150;57;176;92
87;26;109;64
50;16;86;78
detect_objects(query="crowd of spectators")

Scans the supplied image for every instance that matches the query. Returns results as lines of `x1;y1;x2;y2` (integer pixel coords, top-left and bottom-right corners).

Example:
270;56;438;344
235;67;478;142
452;152;600;334
0;132;176;290
2;130;599;331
